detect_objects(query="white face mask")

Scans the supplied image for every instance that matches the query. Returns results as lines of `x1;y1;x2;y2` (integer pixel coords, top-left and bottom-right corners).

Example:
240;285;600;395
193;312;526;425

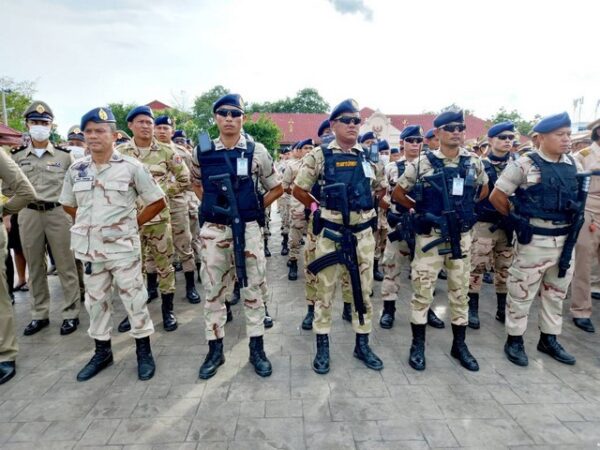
380;154;390;165
67;146;86;159
29;125;51;142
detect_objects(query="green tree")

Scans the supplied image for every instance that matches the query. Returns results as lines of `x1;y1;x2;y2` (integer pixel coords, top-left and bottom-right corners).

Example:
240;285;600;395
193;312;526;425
249;88;329;113
488;108;539;136
192;85;229;131
107;102;137;133
0;77;36;131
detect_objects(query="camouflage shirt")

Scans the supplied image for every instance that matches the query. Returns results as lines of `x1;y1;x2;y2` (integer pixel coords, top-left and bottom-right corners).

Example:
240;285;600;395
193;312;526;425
574;142;600;214
168;142;195;213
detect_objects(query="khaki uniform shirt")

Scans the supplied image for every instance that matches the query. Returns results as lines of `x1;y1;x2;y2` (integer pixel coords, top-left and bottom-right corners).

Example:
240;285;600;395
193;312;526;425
282;158;302;191
574;142;600;215
59;151;165;262
0;150;36;215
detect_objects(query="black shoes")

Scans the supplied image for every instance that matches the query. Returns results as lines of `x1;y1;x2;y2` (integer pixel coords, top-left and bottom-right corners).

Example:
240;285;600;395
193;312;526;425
281;234;289;256
496;293;507;323
264;238;271;257
146;272;159;303
467;293;480;329
226;301;233;323
249;336;272;377
373;259;384;282
504;335;528;366
161;293;178;331
379;301;395;329
230;282;241;306
409;323;426;371
427;308;445;329
118;316;131;333
173;261;183;272
437;270;447;280
592;292;600;300
77;339;114;382
342;303;352;322
483;272;494;284
264;306;273;328
450;324;479;371
60;318;80;335
353;333;384;371
302;304;315;330
0;361;16;385
313;334;330;374
135;337;155;380
184;271;201;304
537;333;576;365
198;338;225;379
573;318;595;333
288;259;298;281
23;319;50;336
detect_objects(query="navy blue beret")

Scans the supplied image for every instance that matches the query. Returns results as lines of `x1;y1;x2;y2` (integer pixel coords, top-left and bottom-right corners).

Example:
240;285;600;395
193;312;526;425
126;105;154;122
433;110;464;128
390;147;400;154
317;119;330;137
487;121;515;138
212;93;244;113
359;131;376;143
80;107;116;130
400;125;423;140
329;98;359;121
297;138;314;149
154;115;173;127
425;128;435;139
533;112;571;134
173;129;187;140
378;140;390;152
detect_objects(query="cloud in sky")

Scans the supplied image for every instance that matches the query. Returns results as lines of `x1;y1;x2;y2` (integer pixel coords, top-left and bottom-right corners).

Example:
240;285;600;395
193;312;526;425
328;0;373;21
1;0;598;136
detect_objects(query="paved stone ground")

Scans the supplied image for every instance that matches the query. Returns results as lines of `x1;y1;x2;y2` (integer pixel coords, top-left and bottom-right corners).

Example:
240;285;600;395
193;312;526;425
2;209;600;449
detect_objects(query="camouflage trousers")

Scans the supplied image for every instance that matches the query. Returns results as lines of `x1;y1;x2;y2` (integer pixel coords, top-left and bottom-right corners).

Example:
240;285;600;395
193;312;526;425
200;221;266;341
84;255;154;341
313;226;374;334
142;221;175;294
506;237;574;336
410;231;472;326
469;221;513;294
381;229;412;302
170;209;195;272
374;208;388;261
279;194;290;235
289;201;308;261
263;206;271;238
0;227;17;362
304;218;352;306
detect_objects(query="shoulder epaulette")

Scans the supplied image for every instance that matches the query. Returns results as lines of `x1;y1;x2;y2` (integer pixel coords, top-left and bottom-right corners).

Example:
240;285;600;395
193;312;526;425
11;145;27;154
578;146;592;158
54;144;71;153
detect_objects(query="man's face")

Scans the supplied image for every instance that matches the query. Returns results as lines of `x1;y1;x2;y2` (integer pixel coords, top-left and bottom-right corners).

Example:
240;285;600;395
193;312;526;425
84;123;116;154
300;144;314;156
491;131;514;153
214;107;244;137
426;135;440;150
362;138;375;148
390;151;402;162
404;136;423;160
436;123;465;148
128;115;154;140
173;137;186;146
539;127;571;155
331;114;361;144
154;124;174;144
67;139;85;148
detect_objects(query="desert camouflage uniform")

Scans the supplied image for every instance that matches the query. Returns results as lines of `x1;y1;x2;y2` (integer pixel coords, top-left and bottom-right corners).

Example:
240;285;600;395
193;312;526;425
374;160;389;262
277;159;291;236
282;157;308;261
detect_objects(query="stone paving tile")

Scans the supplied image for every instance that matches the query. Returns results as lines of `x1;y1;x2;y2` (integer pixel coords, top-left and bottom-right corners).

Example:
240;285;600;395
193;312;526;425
78;419;122;446
234;417;304;448
7;420;51;442
447;418;534;447
109;418;192;445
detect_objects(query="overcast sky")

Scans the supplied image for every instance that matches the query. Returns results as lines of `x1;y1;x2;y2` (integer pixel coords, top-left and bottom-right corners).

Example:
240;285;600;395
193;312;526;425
2;0;598;135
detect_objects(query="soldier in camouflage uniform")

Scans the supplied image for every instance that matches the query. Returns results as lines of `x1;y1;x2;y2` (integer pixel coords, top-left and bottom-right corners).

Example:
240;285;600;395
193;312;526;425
60;107;167;382
294;99;386;374
467;122;516;329
190;94;283;380
277;148;291;255
490;112;582;367
116;106;190;333
393;110;488;372
373;139;391;281
154;116;200;304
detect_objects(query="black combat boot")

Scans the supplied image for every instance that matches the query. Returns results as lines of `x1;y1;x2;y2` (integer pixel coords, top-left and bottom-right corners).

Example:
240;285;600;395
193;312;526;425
146;272;159;302
198;338;225;379
185;271;201;304
288;259;298;281
264;238;271;257
496;293;507;323
450;324;479;371
264;305;273;328
230;281;241;306
281;233;289;256
467;293;480;329
226;301;233;323
537;332;576;365
427;308;445;328
77;339;113;382
342;302;352;322
249;336;272;377
161;293;178;332
117;316;131;333
354;333;384;370
173;261;183;272
0;361;16;385
504;335;528;366
379;301;396;329
135;336;155;381
409;323;426;371
302;304;315;330
313;334;330;374
373;259;384;282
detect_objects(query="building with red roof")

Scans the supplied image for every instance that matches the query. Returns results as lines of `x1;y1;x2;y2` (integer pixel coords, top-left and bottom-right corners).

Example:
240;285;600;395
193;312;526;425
145;100;171;111
0;123;22;147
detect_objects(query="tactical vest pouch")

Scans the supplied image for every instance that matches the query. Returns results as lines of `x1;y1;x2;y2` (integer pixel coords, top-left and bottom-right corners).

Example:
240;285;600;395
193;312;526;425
312;209;324;235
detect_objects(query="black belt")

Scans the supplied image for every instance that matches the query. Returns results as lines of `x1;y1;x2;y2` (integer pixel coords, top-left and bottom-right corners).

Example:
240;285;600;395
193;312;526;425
321;218;375;234
27;202;60;211
530;225;571;236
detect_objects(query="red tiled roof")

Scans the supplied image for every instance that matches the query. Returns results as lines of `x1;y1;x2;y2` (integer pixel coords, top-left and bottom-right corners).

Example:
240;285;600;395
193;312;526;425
388;114;490;140
0;123;22;146
146;100;171;110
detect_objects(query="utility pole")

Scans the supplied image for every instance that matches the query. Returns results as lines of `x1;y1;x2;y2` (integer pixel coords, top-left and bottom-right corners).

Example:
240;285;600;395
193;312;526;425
1;88;10;125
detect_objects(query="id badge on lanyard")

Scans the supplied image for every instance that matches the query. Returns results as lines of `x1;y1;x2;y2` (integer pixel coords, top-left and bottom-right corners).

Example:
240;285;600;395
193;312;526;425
362;161;375;179
237;152;249;176
452;175;464;196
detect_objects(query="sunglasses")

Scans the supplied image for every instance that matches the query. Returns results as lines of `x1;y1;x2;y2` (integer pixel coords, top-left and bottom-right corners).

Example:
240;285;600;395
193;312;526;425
496;134;515;141
439;124;466;133
336;116;361;125
216;108;244;118
404;137;423;144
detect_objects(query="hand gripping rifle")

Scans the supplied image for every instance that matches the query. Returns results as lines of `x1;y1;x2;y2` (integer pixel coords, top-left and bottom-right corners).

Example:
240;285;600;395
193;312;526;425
387;211;416;260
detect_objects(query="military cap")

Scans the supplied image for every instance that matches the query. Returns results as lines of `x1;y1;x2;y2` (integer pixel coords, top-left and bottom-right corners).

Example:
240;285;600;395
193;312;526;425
359;131;376;143
400;125;423;140
378;139;390;152
317;119;330;137
329;98;359;121
173;129;187;140
532;112;571;134
154;115;173;126
212;93;244;113
587;118;600;140
80;107;117;130
126;105;154;122
433;110;464;128
115;129;131;141
23;100;54;122
488;121;515;138
477;137;489;147
390;147;400;154
425;128;436;139
298;138;314;149
67;125;84;142
518;142;533;153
